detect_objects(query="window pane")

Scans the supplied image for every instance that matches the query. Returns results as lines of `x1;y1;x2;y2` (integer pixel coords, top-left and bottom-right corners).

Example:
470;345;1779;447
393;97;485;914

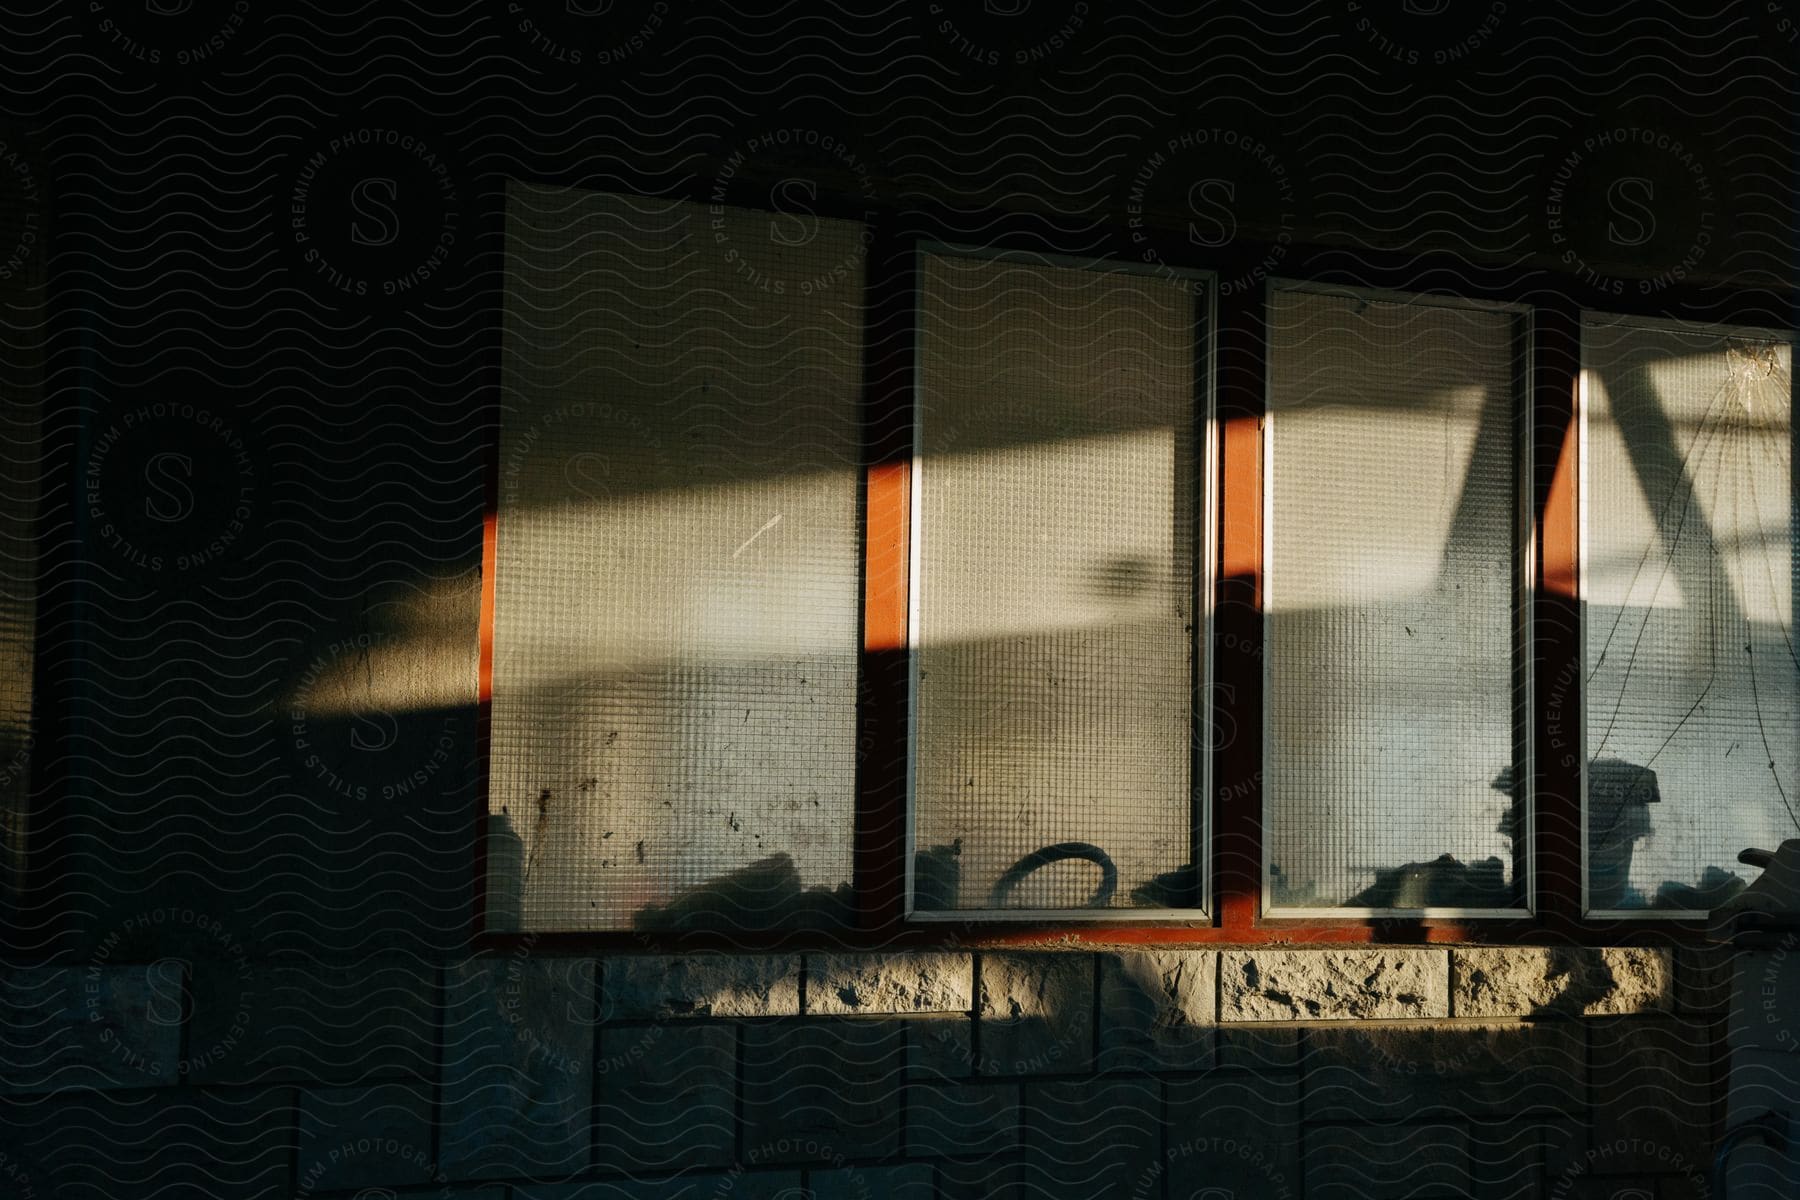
912;251;1203;913
1583;316;1797;913
0;340;35;914
488;184;863;932
1265;286;1526;912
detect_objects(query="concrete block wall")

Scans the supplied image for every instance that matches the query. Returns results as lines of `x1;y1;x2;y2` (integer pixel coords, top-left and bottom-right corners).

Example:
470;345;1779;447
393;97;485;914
0;943;1785;1198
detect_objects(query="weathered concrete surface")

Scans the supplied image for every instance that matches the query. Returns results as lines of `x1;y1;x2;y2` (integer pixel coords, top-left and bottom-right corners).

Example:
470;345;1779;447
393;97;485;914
1023;1077;1160;1200
1453;946;1671;1017
189;956;438;1083
1728;946;1800;1052
1097;949;1216;1070
806;951;972;1015
811;1163;934;1200
906;1015;973;1081
516;1171;805;1199
1590;1016;1713;1173
908;1081;1019;1158
977;953;1094;1075
603;954;800;1019
1676;943;1735;1014
1305;1021;1584;1120
1307;1123;1470;1200
439;956;594;1180
1220;949;1450;1021
1165;1073;1302;1198
740;1019;905;1158
0;964;183;1092
1218;1023;1301;1069
0;1086;293;1196
296;1081;436;1192
598;1022;734;1172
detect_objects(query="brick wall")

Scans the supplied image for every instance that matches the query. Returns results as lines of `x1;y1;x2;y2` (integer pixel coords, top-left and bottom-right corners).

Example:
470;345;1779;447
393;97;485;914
4;942;1792;1198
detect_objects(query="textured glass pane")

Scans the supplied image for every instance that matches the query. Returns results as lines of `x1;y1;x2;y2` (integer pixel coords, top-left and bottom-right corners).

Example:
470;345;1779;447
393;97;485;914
1265;287;1525;912
1583;316;1797;913
913;252;1200;913
488;183;863;932
0;357;34;910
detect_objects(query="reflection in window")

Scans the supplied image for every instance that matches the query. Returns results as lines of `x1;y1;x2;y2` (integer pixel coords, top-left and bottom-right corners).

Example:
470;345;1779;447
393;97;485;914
1583;316;1797;914
1264;285;1528;913
911;250;1205;914
487;184;863;933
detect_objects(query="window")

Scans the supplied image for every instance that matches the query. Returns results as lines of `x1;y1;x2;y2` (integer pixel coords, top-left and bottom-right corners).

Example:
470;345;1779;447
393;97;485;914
1262;283;1531;916
486;183;865;933
908;247;1210;917
476;181;1795;938
1581;314;1798;916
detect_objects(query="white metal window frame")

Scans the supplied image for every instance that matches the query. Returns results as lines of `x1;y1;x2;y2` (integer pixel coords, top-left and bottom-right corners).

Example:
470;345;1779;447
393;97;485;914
1578;310;1800;920
1259;278;1538;921
904;242;1217;922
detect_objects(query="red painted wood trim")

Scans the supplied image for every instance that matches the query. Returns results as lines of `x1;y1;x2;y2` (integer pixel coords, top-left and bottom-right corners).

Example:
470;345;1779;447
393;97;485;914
1212;286;1264;936
1534;301;1585;924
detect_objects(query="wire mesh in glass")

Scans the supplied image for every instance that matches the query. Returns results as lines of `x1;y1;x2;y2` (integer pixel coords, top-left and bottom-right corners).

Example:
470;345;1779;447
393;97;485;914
1264;286;1528;913
489;183;865;933
1583;315;1797;914
912;250;1203;914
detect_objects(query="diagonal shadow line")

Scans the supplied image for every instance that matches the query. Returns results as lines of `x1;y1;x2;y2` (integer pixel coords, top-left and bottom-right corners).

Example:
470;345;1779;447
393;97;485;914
1586;353;1748;727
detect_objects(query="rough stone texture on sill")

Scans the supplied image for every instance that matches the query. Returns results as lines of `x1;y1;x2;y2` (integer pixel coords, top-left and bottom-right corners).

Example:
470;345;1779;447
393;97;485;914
806;952;973;1015
602;954;801;1019
1453;946;1672;1017
1097;949;1217;1070
1219;949;1451;1021
977;953;1095;1075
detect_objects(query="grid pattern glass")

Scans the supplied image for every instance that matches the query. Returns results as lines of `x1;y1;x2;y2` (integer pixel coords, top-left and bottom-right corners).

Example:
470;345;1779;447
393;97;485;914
913;251;1201;913
0;371;33;906
1265;286;1526;912
489;182;864;933
1583;315;1798;913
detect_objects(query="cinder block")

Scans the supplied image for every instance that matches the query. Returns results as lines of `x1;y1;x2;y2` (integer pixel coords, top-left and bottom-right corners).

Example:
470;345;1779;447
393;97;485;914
740;1018;904;1159
806;952;972;1015
1220;949;1450;1021
1305;1122;1470;1199
1164;1073;1301;1198
188;955;437;1083
1724;1045;1800;1122
906;1015;973;1080
0;965;183;1092
1588;1017;1713;1173
1305;1021;1584;1121
296;1081;436;1193
1467;1119;1558;1200
1217;1023;1300;1070
936;1154;1025;1200
0;1086;292;1196
517;1171;805;1198
439;955;595;1180
1021;1076;1159;1200
1452;947;1671;1017
976;953;1094;1076
1097;949;1216;1071
603;954;800;1019
597;1022;735;1171
1728;946;1800;1053
908;1081;1019;1158
1674;943;1736;1014
811;1162;934;1200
